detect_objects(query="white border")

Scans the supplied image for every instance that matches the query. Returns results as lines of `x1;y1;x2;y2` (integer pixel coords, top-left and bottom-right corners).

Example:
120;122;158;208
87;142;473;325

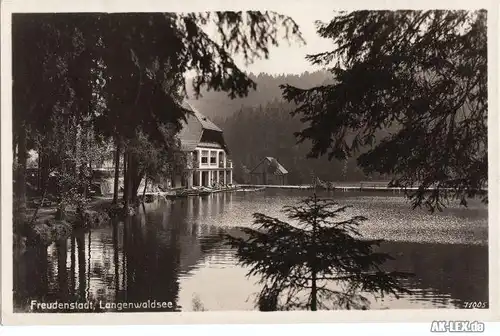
1;323;500;336
1;0;499;325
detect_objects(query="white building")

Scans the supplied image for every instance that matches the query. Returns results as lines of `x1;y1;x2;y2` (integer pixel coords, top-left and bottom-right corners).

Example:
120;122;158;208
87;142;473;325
170;101;233;189
91;101;233;191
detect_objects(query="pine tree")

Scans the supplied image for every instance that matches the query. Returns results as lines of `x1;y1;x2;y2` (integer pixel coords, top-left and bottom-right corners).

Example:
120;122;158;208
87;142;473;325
12;11;304;216
281;10;487;211
225;194;412;311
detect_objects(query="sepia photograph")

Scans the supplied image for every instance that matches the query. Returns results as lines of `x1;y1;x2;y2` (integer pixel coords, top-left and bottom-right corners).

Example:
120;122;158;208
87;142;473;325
1;0;496;325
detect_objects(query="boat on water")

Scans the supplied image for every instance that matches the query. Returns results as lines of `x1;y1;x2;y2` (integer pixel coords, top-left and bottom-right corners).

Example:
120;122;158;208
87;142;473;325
174;184;242;197
175;188;212;197
198;190;212;196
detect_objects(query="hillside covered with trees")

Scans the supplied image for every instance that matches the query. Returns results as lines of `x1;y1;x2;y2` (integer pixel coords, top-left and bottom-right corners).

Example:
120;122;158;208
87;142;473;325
189;72;388;184
186;71;332;119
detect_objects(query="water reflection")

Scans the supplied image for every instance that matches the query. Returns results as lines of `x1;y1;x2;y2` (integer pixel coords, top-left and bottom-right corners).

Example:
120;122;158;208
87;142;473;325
377;241;488;308
14;190;488;312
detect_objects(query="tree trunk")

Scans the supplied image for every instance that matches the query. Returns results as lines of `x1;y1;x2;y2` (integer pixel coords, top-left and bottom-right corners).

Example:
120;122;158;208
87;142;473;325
88;160;93;199
128;155;136;205
37;149;42;192
142;176;148;199
310;192;318;311
112;137;121;205
125;152;144;205
123;151;138;209
56;162;67;221
13;135;18;164
131;169;144;204
311;270;317;311
123;151;129;210
80;128;87;200
132;176;139;204
40;153;50;201
15;124;28;216
29;174;49;227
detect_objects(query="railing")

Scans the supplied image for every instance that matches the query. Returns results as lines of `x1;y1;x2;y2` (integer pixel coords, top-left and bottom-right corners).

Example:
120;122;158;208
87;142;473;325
187;158;230;169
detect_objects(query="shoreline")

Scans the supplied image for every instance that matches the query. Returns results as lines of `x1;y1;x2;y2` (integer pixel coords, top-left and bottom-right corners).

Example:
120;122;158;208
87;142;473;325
14;196;117;253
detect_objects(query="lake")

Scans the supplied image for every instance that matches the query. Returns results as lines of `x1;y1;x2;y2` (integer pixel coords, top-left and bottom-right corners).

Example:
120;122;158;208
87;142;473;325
13;189;489;312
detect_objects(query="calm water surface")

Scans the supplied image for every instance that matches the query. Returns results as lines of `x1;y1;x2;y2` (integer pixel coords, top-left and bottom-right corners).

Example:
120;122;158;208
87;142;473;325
14;189;488;312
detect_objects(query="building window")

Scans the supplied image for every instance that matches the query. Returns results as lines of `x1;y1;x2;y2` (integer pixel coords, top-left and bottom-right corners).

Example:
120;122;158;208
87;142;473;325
218;152;224;167
201;150;209;164
210;151;217;165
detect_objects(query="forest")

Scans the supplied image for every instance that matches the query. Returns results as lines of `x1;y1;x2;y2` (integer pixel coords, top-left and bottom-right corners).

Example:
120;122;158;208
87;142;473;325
12;11;304;236
10;9;487;313
189;71;389;184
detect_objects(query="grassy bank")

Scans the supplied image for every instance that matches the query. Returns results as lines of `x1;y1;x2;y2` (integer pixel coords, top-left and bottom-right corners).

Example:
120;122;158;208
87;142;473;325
14;196;116;253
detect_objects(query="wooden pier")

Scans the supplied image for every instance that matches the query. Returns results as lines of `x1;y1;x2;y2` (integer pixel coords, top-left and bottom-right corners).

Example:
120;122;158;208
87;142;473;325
237;183;488;193
238;184;313;190
141;186;242;198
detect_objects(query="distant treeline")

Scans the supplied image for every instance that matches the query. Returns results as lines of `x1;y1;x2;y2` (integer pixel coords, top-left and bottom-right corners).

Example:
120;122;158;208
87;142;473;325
215;101;389;184
187;71;333;119
189;71;389;184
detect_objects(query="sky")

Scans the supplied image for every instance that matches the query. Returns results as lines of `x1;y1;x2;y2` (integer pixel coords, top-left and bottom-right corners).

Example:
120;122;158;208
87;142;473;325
213;8;338;75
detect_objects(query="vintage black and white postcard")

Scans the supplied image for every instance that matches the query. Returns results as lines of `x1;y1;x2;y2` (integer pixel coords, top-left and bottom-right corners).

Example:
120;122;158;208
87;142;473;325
1;0;498;326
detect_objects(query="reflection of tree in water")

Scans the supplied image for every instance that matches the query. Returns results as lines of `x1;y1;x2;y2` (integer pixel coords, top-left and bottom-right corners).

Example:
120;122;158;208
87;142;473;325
13;245;49;311
14;196;234;312
69;236;76;298
14;191;488;312
76;232;87;301
125;198;230;311
14;229;91;312
120;212;181;311
173;197;232;265
55;239;68;300
112;223;120;300
378;241;488;308
52;230;95;309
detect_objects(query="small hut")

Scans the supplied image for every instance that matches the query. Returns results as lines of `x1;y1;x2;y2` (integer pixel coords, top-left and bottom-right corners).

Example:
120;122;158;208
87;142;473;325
249;157;288;185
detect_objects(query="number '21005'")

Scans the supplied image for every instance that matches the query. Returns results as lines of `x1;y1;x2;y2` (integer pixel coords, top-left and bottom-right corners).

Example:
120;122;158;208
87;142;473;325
464;301;487;309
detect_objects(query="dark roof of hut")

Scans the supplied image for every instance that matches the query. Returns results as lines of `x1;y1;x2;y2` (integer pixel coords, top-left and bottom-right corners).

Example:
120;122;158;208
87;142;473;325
250;157;289;175
177;101;227;152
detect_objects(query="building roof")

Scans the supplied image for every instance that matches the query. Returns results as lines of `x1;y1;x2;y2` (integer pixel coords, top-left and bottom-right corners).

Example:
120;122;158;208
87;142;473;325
181;101;222;132
178;101;226;152
250;157;288;175
197;142;223;149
